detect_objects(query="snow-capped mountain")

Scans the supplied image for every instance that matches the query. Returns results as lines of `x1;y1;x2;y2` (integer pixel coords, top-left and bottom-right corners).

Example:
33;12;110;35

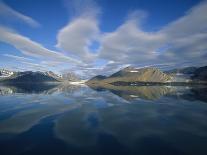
0;69;14;78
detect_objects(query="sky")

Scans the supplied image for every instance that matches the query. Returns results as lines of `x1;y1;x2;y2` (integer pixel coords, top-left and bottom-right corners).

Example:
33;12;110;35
0;0;207;78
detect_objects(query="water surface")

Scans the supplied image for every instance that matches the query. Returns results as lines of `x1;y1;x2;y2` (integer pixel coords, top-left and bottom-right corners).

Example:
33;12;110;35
0;84;207;155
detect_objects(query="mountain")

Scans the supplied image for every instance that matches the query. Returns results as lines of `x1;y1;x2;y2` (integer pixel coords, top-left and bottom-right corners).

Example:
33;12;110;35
62;72;79;81
89;75;107;81
109;67;172;82
164;66;207;82
165;67;197;75
191;66;207;81
164;67;198;82
0;69;14;78
44;71;62;81
87;67;173;85
0;71;59;83
0;69;83;83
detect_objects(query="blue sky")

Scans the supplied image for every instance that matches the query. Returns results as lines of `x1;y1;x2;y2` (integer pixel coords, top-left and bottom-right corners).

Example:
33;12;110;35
0;0;206;78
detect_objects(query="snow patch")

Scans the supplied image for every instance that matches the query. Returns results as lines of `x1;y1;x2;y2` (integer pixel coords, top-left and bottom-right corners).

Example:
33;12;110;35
130;95;139;98
176;73;184;76
69;80;86;86
130;70;139;72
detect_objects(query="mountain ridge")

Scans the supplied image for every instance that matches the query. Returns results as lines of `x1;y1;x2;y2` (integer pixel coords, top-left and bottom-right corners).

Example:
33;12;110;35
87;67;174;85
87;66;207;85
0;69;82;83
0;71;59;83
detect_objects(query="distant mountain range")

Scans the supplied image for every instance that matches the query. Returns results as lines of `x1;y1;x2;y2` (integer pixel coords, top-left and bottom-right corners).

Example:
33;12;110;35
191;66;207;81
0;69;14;78
0;66;207;84
62;72;80;81
165;66;207;82
87;66;207;86
0;71;59;83
164;67;198;75
0;70;79;83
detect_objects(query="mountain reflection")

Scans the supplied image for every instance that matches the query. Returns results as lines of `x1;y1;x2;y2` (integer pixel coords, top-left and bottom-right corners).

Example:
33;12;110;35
0;83;82;95
87;84;207;102
1;83;207;103
87;84;177;100
0;83;207;155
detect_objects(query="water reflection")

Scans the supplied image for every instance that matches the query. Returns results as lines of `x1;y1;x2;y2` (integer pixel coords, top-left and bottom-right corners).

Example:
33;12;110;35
1;83;207;102
55;100;207;155
0;83;207;155
0;83;80;95
88;84;177;100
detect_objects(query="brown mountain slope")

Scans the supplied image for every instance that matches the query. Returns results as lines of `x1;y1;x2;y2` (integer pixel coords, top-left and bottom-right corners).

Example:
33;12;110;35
87;67;173;85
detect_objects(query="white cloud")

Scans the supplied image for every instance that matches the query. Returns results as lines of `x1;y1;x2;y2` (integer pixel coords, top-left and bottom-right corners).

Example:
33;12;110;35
1;0;207;78
2;54;63;70
161;1;207;38
98;1;207;69
21;61;49;72
56;0;100;63
30;0;207;78
41;61;62;67
63;0;100;18
56;17;99;62
0;26;81;65
99;19;165;63
3;54;33;61
0;1;40;27
158;1;207;64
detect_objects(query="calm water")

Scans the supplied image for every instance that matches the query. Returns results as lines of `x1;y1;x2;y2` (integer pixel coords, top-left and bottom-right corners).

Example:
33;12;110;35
0;83;207;155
